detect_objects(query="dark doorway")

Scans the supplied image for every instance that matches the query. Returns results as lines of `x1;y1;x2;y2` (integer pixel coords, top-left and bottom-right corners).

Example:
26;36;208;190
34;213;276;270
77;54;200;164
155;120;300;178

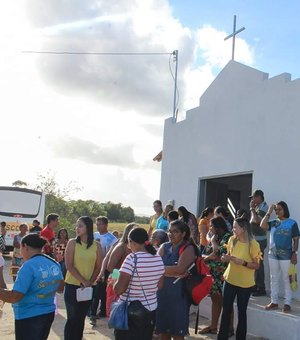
198;173;252;219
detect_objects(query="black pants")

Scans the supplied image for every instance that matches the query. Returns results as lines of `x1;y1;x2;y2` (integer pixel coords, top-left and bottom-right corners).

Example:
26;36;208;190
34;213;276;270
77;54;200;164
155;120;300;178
64;284;92;340
218;281;251;340
91;270;110;316
254;239;267;290
15;312;54;340
114;307;156;340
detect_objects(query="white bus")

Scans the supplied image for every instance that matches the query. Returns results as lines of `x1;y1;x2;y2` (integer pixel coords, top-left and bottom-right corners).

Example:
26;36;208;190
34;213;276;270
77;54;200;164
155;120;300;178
0;186;45;251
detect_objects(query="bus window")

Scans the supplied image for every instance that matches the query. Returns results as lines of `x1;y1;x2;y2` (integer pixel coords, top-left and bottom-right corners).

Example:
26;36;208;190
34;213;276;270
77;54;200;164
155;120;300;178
0;186;45;251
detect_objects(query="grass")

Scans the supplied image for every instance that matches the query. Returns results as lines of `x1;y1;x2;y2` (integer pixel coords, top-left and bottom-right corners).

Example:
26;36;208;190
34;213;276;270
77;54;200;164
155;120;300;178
107;222;148;234
65;222;149;238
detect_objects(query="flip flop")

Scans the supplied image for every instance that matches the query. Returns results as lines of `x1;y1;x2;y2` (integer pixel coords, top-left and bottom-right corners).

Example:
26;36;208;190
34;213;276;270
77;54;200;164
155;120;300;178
199;326;218;334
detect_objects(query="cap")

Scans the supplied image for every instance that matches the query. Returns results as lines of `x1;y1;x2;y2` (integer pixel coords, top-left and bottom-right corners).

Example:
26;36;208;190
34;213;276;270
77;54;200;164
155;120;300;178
249;189;264;199
32;219;40;225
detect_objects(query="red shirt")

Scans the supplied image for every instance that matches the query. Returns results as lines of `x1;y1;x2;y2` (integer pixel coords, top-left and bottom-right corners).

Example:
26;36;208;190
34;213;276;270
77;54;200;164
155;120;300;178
41;226;55;255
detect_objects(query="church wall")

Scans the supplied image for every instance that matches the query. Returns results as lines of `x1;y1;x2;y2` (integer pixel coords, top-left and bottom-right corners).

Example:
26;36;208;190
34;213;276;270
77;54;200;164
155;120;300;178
160;61;300;299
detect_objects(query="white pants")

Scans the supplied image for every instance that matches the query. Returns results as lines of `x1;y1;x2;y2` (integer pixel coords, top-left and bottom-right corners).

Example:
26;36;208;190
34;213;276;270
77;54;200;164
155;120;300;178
269;257;292;305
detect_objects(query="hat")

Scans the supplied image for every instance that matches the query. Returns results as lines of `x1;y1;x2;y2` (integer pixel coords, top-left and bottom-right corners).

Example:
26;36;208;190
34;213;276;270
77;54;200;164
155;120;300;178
249;190;264;199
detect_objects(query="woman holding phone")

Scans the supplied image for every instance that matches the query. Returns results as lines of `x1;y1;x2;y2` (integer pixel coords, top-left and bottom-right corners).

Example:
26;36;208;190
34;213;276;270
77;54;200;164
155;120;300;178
218;217;260;340
261;201;299;313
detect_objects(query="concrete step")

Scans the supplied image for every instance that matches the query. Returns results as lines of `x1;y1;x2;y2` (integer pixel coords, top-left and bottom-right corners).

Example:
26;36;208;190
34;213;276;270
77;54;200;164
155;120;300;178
196;295;300;340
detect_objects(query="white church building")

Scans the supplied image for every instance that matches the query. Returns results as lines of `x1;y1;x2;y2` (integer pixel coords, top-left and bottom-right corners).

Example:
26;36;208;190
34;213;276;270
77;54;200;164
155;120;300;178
161;60;300;222
159;61;300;338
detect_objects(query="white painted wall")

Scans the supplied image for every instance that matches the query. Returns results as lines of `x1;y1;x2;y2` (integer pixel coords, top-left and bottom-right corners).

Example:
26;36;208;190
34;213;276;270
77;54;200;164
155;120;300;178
160;60;300;300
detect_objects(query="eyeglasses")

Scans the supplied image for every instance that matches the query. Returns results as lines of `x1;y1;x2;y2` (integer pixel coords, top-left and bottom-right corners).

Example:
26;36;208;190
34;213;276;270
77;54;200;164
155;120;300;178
274;208;282;212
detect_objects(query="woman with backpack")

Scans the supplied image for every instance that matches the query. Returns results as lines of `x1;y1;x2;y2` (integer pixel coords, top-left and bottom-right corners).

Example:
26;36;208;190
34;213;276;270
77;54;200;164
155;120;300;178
217;217;261;340
156;219;197;340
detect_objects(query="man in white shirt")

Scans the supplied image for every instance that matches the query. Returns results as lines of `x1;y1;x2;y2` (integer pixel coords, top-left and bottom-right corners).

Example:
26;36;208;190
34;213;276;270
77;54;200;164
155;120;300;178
90;216;118;325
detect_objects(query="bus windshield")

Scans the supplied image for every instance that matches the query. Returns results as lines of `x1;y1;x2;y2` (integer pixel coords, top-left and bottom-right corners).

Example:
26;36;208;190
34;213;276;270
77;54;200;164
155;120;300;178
0;186;43;218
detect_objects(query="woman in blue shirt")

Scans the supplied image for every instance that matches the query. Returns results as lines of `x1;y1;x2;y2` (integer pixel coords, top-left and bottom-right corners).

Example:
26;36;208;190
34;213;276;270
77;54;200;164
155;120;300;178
261;201;300;313
0;233;64;340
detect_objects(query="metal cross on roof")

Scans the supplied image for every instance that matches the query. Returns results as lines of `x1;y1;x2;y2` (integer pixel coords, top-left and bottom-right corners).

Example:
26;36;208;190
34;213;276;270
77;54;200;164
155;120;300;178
224;15;245;61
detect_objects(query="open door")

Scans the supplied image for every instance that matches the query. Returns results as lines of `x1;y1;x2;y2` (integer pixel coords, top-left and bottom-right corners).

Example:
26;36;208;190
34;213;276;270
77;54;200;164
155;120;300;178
205;181;228;208
198;173;252;217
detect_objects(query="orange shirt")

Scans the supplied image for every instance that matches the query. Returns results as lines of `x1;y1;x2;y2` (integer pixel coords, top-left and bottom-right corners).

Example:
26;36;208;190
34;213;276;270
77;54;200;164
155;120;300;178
198;218;210;246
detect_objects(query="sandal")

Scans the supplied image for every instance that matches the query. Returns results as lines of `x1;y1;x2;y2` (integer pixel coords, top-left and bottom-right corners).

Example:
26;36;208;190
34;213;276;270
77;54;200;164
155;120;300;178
199;326;218;334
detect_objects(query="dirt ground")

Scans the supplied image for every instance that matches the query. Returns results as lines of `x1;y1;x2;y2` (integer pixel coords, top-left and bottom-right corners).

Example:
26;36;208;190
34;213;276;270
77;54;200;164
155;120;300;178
0;256;261;340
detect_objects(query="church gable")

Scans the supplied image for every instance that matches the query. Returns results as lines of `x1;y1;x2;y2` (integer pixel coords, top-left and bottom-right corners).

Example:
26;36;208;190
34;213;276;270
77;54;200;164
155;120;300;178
198;61;269;109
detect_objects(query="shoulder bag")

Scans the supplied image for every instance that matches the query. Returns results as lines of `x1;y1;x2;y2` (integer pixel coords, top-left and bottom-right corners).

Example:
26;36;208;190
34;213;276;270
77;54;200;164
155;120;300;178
127;254;153;328
108;255;137;330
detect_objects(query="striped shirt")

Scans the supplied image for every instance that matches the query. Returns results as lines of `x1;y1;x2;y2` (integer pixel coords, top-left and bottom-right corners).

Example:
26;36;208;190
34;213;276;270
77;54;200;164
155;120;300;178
119;251;165;311
0;235;5;253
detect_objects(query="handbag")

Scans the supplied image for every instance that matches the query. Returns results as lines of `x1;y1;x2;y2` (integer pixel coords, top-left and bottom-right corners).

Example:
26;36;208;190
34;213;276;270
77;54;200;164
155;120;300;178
289;264;298;291
127;256;153;327
108;256;138;330
76;286;93;302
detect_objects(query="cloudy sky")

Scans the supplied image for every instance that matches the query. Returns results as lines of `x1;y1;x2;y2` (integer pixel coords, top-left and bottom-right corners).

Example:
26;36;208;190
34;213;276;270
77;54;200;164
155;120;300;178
1;0;300;215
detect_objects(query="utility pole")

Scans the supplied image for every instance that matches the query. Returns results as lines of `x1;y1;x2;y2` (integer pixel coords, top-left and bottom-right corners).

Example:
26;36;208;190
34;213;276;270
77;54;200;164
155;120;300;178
172;50;178;122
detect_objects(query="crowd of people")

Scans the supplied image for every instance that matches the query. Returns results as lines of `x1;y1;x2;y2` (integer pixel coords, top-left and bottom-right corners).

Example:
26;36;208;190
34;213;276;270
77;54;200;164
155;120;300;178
0;189;298;340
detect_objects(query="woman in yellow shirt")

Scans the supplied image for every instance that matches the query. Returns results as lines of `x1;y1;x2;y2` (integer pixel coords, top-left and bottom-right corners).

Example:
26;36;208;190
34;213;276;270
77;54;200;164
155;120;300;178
64;216;102;340
217;217;260;340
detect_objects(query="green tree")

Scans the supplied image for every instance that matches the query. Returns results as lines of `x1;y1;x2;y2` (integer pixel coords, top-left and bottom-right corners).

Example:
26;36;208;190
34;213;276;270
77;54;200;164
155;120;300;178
105;202;122;221
32;172;136;236
121;206;135;223
12;180;28;187
134;215;150;224
34;171;81;199
69;200;106;221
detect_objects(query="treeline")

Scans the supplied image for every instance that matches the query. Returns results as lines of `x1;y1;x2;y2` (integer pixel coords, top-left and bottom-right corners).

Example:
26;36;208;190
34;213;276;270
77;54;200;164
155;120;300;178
45;194;139;227
12;175;150;234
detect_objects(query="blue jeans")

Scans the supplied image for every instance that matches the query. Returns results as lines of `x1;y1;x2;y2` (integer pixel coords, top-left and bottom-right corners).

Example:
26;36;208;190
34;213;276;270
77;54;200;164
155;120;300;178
15;311;54;340
64;284;92;340
218;281;251;340
59;261;67;279
90;270;110;317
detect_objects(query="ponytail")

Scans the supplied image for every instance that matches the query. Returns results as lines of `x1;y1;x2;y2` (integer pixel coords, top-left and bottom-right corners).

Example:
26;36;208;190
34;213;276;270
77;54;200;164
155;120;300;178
128;228;157;255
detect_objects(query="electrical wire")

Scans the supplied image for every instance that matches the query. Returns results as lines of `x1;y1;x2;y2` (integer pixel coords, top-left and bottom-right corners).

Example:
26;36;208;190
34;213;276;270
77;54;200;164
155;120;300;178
23;49;179;119
22;51;172;56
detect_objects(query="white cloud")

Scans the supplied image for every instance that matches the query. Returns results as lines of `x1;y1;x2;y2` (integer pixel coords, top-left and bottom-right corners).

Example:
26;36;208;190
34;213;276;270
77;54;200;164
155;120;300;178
196;25;254;68
0;1;255;215
177;25;255;113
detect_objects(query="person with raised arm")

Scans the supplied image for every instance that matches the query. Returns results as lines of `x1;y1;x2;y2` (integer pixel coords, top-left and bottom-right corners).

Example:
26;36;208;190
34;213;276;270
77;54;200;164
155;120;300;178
261;201;299;313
